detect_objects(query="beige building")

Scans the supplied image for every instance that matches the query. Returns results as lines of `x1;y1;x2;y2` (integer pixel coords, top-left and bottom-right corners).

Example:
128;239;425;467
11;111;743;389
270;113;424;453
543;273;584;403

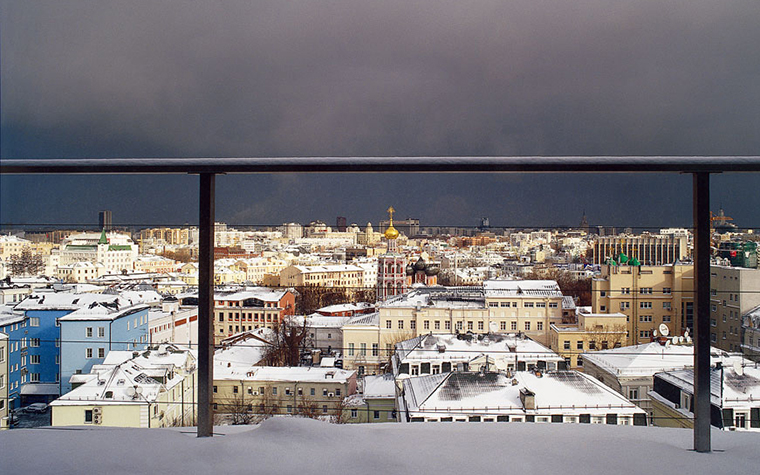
133;255;178;274
213;366;357;420
139;227;192;246
710;265;760;352
51;346;197;428
342;281;571;374
0;333;8;429
0;235;32;261
549;308;628;369
59;230;138;274
593;234;688;266
56;261;106;283
592;263;694;345
235;257;289;284
280;264;364;290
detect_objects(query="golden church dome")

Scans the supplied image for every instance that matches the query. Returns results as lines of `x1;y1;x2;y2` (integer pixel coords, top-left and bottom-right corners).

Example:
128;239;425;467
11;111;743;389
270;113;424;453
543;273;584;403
384;206;400;240
384;225;400;240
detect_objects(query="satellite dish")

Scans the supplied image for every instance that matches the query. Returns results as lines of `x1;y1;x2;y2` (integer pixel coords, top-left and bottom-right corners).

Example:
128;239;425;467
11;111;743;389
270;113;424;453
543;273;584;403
134;386;143;396
653;329;658;337
685;335;692;344
678;336;684;344
489;321;498;332
126;387;136;398
684;329;690;339
659;324;670;337
734;361;744;376
665;340;671;348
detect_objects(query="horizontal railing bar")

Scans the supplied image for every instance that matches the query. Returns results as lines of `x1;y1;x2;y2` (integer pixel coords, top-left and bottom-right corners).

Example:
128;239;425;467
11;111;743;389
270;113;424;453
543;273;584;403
2;156;760;174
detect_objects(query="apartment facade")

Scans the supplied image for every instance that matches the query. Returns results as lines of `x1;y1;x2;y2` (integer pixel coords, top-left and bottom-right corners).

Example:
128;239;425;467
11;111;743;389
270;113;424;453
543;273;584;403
710;265;760;352
593;234;688;266
52;346;197;428
342;281;569;374
213;366;357;419
592;263;694;345
279;264;364;290
212;288;296;344
549;308;628;369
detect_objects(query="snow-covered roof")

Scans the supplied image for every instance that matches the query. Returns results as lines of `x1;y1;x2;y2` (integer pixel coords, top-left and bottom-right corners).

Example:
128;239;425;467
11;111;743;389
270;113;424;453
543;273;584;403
15;290;161;312
363;374;396;399
316;302;373;313
582;343;731;377
58;298;150;321
404;370;645;417
305;315;351;328
51;347;195;406
214;287;288;302
0;310;25;328
655;362;760;407
215;365;355;383
380;288;485;309
395;333;563;370
483;279;563;298
343;312;379;326
290;264;364;273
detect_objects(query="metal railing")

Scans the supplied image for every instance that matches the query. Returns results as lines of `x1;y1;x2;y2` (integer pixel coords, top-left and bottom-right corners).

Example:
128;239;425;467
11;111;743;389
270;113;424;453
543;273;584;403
4;155;760;452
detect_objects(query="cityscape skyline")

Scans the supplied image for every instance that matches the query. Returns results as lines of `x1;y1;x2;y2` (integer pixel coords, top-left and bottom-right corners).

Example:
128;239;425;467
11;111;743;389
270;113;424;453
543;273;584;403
3;1;760;230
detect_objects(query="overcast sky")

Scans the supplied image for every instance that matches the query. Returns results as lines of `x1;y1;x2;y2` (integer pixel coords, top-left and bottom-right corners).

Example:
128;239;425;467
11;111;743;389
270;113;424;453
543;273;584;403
2;1;759;230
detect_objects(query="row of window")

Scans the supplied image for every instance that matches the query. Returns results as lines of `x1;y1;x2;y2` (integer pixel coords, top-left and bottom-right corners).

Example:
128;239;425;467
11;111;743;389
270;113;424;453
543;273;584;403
487;301;558;308
85;327;106;338
410;414;640;424
85;347;106;358
384;319;544;332
217;312;278;322
214;385;342;397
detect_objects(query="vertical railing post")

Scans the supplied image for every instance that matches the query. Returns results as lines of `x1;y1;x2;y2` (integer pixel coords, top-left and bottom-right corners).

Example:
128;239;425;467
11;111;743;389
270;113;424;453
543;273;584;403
693;172;711;452
198;173;215;437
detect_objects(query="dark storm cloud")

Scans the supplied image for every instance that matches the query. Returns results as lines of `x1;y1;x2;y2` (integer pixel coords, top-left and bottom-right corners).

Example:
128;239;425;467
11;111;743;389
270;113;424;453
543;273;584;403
2;0;760;228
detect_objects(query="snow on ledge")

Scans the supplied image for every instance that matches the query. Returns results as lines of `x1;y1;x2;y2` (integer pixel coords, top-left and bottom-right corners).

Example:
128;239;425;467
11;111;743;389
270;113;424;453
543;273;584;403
2;417;758;474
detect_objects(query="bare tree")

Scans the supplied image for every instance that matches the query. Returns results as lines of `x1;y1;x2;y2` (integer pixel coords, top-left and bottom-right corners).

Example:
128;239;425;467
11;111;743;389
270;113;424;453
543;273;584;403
583;323;628;350
9;248;44;276
526;267;592;306
296;395;321;419
225;392;256;425
331;397;350;424
263;317;309;366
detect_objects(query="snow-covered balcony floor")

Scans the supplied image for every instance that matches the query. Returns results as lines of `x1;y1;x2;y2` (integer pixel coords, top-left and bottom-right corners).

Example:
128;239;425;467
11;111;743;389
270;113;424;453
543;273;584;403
3;417;758;475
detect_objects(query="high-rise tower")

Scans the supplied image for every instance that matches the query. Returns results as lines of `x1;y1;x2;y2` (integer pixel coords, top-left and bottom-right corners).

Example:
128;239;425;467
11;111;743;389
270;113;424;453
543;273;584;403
377;207;407;301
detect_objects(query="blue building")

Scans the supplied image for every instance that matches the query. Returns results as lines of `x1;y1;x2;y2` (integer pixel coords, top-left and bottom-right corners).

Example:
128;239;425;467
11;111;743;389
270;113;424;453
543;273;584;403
0;311;28;410
59;299;150;393
14;290;160;398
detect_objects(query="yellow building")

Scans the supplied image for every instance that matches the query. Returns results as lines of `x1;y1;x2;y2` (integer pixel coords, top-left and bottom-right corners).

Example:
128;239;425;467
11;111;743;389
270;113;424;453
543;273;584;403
549;308;628;369
593;234;688;266
51;345;197;428
280;264;364;290
213;365;357;420
342;281;571;374
592;263;693;345
0;235;32;261
139;227;192;246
